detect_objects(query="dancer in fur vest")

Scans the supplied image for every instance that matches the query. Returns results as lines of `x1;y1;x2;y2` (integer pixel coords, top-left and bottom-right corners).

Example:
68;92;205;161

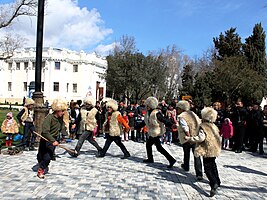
1;112;19;147
137;97;176;168
97;99;131;159
16;98;36;150
36;98;68;179
69;96;102;157
185;107;221;197
177;100;203;180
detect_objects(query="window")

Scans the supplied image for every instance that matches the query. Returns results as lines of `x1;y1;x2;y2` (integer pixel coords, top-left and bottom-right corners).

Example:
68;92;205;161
55;62;60;70
73;83;77;93
41;82;44;91
16;62;20;70
32;62;35;70
24;62;28;70
8;82;12;91
73;65;78;72
66;83;69;92
23;82;27;91
53;82;59;91
8;63;12;70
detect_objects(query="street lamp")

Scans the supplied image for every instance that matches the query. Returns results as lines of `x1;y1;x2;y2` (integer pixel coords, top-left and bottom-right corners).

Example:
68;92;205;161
32;0;47;134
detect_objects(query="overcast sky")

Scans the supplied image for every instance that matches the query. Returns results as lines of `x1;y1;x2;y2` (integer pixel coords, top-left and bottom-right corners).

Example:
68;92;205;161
1;0;266;57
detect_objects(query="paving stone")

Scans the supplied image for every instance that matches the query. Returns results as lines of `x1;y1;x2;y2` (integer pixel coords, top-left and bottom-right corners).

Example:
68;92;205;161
0;138;266;199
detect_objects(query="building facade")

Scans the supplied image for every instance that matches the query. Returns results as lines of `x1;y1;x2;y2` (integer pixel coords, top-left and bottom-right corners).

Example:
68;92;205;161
0;47;107;104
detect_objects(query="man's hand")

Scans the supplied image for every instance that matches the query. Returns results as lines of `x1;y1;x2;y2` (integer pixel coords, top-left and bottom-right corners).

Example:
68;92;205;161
184;136;190;140
185;131;190;136
52;141;59;146
21;122;25;126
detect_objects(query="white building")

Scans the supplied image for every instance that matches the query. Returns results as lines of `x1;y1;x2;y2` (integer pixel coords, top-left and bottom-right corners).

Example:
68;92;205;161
0;47;107;104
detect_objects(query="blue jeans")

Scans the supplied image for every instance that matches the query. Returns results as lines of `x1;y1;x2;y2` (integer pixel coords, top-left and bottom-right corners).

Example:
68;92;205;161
165;131;172;144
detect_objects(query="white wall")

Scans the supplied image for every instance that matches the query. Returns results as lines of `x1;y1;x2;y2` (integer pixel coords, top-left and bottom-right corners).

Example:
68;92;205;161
0;48;107;104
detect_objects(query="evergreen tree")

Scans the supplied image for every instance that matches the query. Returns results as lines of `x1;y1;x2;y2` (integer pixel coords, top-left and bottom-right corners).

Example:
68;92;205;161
192;71;213;107
243;23;267;76
213;28;243;60
181;64;194;96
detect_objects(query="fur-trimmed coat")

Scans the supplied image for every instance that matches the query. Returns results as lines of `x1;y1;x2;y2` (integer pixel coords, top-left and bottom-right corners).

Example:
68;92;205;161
1;119;19;134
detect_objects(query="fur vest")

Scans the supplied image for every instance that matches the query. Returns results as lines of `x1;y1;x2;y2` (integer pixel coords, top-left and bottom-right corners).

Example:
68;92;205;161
1;119;19;134
21;107;34;122
80;108;98;132
103;111;122;136
144;109;165;137
194;122;221;158
178;111;201;144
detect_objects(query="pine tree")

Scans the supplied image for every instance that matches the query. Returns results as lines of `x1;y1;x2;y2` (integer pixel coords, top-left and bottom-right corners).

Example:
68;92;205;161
243;23;267;76
213;27;243;60
181;64;194;96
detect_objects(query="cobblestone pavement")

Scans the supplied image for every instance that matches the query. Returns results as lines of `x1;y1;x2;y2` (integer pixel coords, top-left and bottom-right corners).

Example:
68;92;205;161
0;137;266;200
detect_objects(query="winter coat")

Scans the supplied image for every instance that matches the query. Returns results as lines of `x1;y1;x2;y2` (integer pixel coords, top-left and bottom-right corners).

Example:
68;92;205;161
1;119;19;134
220;120;233;139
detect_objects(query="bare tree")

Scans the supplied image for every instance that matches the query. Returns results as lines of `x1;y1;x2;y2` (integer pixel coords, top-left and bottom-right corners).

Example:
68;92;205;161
0;33;26;60
0;0;37;59
160;45;191;100
0;0;37;29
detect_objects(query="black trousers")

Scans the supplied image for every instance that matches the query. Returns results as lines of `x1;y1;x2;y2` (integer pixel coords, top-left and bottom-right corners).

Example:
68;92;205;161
146;136;175;162
37;138;55;169
182;142;203;177
234;125;245;151
75;130;102;153
22;122;36;147
203;157;221;189
101;135;130;156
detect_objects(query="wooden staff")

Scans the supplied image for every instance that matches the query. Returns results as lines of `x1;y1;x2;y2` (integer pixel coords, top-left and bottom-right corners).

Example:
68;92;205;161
33;131;76;154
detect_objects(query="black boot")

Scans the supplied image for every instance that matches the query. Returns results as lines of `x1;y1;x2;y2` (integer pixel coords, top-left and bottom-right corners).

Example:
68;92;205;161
143;159;154;163
167;159;176;168
121;153;130;159
210;184;218;197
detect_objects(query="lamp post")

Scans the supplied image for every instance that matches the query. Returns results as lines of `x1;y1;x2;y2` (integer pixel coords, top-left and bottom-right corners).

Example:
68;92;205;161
32;0;47;134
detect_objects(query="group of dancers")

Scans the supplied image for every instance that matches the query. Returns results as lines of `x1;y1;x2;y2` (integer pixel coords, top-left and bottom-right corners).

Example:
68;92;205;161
35;96;221;197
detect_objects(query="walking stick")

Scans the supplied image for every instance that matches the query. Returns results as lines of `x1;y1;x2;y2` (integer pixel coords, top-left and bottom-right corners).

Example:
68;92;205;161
33;131;76;154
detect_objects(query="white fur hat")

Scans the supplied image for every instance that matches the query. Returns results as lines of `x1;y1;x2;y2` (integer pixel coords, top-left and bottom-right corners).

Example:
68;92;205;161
83;96;96;106
201;107;217;122
145;97;158;109
24;98;35;106
176;100;190;111
106;99;118;111
51;98;68;111
102;97;113;103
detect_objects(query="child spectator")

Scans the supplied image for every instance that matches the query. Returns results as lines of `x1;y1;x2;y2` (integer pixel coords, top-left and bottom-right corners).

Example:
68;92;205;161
165;110;176;145
220;118;233;149
1;112;19;147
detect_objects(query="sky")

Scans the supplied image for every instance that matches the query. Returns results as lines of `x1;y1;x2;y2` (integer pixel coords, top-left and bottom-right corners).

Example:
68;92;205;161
1;0;267;58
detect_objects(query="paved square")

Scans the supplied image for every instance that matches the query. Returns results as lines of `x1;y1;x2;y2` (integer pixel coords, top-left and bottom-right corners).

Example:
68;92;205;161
0;137;266;199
